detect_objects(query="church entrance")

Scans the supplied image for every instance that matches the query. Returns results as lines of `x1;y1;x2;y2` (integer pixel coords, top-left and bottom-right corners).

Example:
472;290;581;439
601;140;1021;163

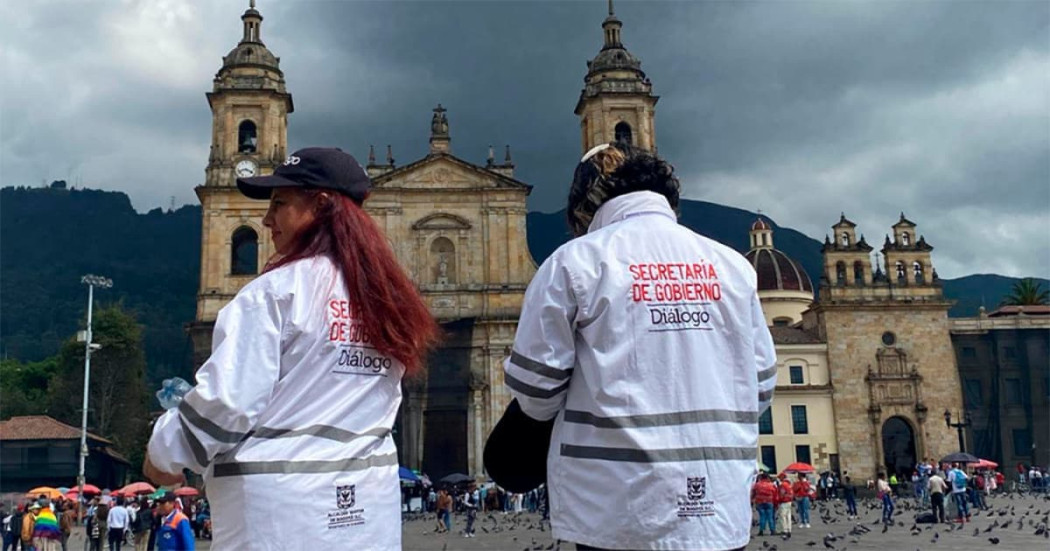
881;416;917;478
420;319;473;480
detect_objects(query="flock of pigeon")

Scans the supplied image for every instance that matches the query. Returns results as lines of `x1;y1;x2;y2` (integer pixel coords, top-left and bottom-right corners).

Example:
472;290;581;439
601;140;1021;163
401;492;1049;550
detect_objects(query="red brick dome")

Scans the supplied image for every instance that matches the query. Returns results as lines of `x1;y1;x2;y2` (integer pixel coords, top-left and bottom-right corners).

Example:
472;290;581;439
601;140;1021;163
745;248;813;293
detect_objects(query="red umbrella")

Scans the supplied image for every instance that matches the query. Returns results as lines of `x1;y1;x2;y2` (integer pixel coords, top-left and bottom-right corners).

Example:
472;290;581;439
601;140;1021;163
67;484;102;495
173;487;199;497
120;482;156;495
974;458;998;470
781;462;815;474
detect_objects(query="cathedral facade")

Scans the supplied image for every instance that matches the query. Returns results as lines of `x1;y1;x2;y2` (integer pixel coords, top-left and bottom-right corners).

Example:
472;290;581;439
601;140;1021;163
190;2;967;482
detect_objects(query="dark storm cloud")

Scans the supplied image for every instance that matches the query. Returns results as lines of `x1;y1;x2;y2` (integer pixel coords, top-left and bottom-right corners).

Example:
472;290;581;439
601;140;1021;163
1;1;1047;278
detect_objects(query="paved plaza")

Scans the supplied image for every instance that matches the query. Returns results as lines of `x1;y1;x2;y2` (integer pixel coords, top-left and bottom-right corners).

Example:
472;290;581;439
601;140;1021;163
63;493;1047;550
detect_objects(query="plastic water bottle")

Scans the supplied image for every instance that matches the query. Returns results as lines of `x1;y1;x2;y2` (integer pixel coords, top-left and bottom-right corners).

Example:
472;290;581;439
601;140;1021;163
156;377;193;410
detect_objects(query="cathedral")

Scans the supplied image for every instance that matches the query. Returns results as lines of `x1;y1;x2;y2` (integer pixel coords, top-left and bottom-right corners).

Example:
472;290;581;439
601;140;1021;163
189;1;966;481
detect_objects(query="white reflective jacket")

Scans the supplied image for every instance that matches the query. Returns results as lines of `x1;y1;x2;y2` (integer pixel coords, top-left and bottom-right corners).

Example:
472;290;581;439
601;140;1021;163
148;256;403;551
505;191;777;551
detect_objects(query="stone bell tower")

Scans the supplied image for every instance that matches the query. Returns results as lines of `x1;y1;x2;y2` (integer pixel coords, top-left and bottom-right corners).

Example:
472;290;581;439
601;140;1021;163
574;0;659;153
189;0;294;367
803;214;963;479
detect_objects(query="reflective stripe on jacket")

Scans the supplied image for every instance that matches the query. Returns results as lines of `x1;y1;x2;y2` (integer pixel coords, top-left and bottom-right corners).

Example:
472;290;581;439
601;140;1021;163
505;191;777;550
148;256;403;550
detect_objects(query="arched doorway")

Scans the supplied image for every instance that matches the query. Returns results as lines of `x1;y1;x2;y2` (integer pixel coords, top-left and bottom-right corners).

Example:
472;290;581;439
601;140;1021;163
882;416;917;477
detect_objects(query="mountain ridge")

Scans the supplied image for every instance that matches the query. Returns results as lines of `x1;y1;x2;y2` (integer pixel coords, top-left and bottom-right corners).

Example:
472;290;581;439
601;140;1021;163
2;185;1044;379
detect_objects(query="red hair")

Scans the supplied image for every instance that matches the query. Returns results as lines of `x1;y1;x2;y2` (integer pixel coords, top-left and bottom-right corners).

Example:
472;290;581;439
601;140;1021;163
265;190;439;377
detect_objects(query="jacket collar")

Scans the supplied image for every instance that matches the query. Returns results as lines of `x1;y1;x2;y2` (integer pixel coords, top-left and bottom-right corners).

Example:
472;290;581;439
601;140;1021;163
588;191;676;234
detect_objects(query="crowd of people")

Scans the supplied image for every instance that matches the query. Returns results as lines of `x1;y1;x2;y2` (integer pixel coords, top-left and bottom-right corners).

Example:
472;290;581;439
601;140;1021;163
749;458;1046;538
2;492;208;551
417;483;548;538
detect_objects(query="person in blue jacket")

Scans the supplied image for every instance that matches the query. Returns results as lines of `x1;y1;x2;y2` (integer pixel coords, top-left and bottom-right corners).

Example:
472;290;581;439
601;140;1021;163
155;493;194;551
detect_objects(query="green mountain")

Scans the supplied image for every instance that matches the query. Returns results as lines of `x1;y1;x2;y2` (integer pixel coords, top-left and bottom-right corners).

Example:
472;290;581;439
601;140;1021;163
0;186;199;383
1;185;1044;378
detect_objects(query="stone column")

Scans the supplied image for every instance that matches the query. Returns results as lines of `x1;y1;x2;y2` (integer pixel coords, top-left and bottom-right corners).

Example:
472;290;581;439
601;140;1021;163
468;375;489;478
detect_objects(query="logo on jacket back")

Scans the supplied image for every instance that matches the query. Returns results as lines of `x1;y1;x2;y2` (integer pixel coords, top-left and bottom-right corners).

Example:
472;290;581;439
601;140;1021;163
678;476;716;519
337;485;356;509
687;477;706;500
328;484;366;529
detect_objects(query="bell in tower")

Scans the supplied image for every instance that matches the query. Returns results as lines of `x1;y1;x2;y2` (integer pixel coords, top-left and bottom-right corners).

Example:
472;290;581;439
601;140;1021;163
574;0;659;153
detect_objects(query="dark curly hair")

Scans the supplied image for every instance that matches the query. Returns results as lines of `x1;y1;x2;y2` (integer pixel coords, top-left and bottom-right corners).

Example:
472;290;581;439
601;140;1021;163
566;142;680;236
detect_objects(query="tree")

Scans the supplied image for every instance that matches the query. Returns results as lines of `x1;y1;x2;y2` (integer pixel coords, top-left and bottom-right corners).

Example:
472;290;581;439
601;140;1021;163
1001;278;1050;306
0;356;58;418
48;303;151;476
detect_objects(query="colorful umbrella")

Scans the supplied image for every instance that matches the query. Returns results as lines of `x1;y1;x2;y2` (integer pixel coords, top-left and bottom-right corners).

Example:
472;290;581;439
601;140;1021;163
173;487;200;497
67;484;102;495
120;482;157;495
398;467;421;482
780;462;815;474
26;487;62;500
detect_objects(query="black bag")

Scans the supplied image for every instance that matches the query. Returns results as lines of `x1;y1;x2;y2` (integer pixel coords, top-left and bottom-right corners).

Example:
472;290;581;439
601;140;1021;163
483;399;555;493
915;511;937;524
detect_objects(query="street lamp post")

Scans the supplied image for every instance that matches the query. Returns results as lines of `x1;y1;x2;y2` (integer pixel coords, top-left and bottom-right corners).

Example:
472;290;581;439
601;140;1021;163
944;409;972;454
76;274;112;523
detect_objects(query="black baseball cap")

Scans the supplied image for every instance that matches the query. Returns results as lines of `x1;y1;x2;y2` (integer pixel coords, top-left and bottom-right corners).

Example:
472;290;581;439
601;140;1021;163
236;147;372;205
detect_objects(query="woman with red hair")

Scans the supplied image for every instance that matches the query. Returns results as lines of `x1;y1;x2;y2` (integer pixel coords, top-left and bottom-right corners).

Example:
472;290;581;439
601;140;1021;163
145;147;438;550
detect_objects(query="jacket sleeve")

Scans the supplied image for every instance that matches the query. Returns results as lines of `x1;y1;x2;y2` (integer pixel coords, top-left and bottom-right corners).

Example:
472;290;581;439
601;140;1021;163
752;291;777;413
178;518;196;550
148;284;286;473
503;253;580;422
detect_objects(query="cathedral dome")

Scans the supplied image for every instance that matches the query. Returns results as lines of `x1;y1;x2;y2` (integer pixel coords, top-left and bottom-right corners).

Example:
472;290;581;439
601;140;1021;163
588;45;643;75
221;42;280;72
745;248;814;293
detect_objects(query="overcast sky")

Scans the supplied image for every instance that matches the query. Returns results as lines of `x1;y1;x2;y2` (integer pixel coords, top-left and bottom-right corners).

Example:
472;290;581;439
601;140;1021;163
2;0;1047;278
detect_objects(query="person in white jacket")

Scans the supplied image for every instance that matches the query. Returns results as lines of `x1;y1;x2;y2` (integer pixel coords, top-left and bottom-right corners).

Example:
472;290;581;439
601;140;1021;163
144;148;438;550
503;143;776;551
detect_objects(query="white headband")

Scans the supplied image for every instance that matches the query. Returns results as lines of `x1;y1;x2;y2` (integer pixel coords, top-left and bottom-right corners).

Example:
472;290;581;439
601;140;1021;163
580;143;612;163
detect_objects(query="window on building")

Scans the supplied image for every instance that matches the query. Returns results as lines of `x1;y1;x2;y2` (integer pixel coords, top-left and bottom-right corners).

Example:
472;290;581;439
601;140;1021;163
759;409;774;435
231;226;259;275
1003;346;1017;359
1013;429;1032;457
772;317;791;327
761;446;777;474
238;120;258;153
964;379;983;408
1005;378;1022;405
835;261;846;285
791;405;809;434
913;262;924;284
895;261;906;282
853;261;865;285
901;232;910;246
840;232;850;247
795;445;811;464
614;122;633;146
961;346;976;359
789;365;804;385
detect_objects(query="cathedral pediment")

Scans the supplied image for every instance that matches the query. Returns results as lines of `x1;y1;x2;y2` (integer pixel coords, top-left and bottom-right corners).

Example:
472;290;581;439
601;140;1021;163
372;154;531;192
412;213;472;231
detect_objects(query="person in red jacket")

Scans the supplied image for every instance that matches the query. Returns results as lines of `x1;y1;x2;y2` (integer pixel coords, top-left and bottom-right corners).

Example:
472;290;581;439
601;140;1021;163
776;473;795;535
792;474;814;528
751;473;778;536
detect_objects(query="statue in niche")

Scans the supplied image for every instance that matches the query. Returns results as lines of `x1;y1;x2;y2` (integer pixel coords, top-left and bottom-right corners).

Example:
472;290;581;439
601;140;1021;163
437;253;449;285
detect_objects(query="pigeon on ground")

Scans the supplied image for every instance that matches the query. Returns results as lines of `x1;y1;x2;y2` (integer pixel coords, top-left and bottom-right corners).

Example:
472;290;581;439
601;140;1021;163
988;537;1000;545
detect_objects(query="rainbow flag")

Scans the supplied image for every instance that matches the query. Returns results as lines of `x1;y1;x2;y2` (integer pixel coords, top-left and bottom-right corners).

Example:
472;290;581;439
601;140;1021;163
32;508;62;540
